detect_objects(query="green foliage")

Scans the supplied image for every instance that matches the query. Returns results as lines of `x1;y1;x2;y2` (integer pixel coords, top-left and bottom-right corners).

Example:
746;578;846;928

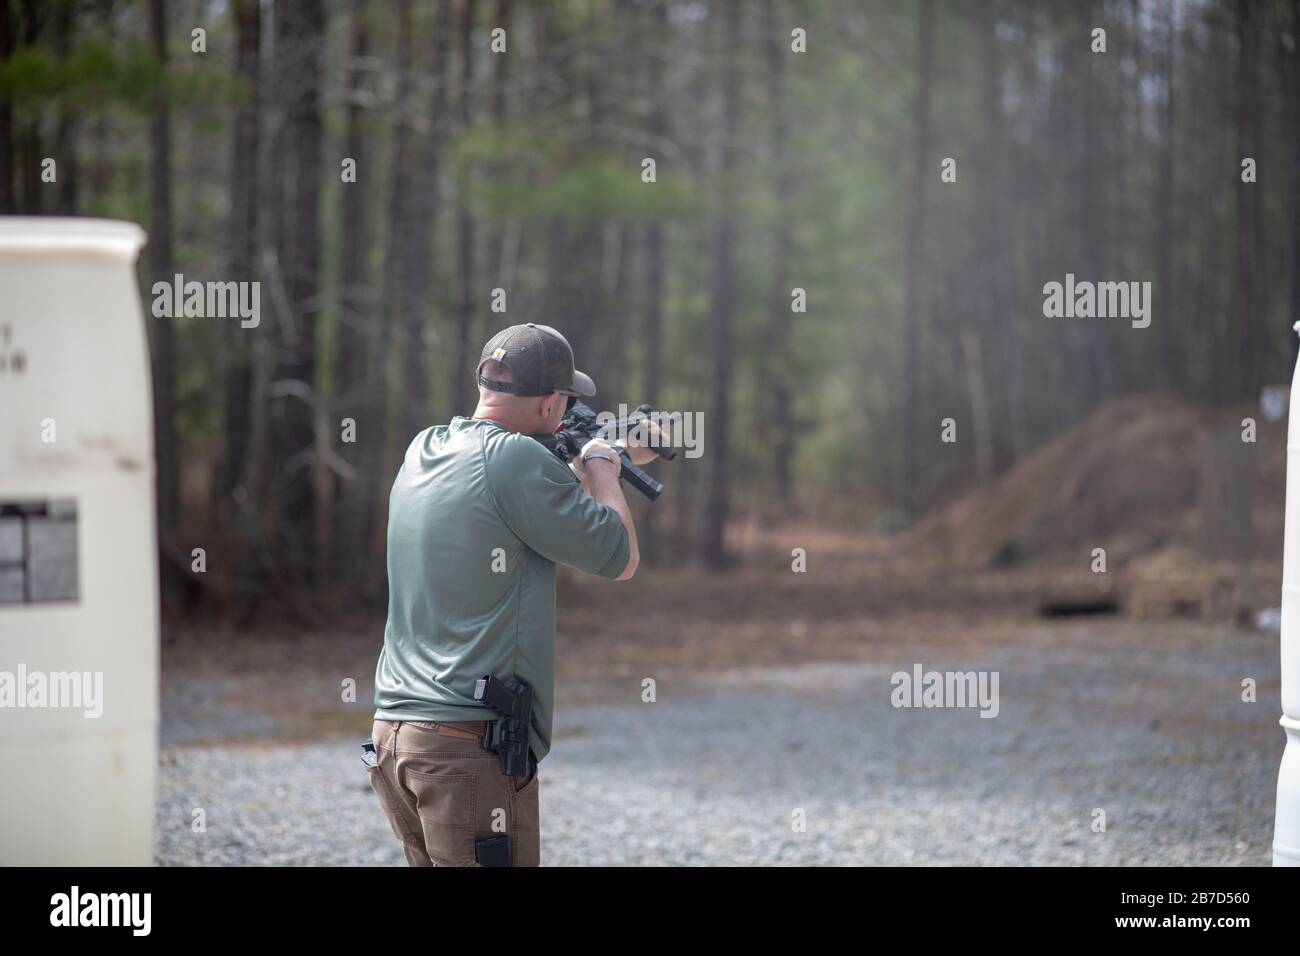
450;125;699;225
0;39;238;116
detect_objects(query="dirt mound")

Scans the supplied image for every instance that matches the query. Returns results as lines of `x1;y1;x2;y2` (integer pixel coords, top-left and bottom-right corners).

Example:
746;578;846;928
899;393;1284;570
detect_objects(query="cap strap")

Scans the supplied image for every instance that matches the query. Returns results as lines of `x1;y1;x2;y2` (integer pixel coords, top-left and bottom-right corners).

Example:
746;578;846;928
477;373;516;394
478;370;551;397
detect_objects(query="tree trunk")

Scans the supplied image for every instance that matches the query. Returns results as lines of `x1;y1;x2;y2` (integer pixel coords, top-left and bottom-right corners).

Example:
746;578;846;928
761;0;794;508
15;0;42;212
900;0;934;520
148;0;179;606
1292;0;1300;370
51;0;76;213
218;0;260;509
699;0;739;570
959;328;994;484
640;0;668;563
366;0;415;598
271;0;325;585
0;0;13;213
1235;0;1257;399
451;0;479;416
1079;0;1112;410
331;0;372;584
978;3;1023;470
398;0;449;441
1156;10;1178;389
487;0;513;330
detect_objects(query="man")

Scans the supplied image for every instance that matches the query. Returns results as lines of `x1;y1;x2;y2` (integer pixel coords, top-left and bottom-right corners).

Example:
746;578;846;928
366;323;655;866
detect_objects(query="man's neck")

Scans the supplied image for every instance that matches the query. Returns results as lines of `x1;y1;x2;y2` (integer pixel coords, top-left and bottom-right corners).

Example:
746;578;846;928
471;406;523;433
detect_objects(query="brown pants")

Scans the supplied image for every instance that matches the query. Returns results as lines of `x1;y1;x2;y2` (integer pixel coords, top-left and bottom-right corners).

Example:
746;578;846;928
367;718;541;867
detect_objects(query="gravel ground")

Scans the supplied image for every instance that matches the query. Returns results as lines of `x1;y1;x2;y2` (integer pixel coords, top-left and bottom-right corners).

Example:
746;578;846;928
155;618;1282;865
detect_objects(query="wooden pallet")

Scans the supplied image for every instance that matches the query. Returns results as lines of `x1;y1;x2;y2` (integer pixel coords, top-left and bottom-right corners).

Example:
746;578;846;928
1121;560;1239;621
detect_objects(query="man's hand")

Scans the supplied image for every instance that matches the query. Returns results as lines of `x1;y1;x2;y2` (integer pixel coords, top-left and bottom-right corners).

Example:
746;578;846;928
577;437;623;473
620;418;666;466
575;419;665;472
569;437;618;489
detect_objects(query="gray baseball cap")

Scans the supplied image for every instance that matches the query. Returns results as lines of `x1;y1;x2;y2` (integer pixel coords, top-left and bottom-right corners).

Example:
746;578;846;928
477;323;597;397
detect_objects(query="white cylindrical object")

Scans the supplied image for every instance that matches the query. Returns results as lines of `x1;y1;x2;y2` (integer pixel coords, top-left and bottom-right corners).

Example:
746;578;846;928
0;217;156;865
1276;330;1300;865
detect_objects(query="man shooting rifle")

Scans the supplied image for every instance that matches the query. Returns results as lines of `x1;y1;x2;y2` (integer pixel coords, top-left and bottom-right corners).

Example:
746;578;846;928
365;323;666;867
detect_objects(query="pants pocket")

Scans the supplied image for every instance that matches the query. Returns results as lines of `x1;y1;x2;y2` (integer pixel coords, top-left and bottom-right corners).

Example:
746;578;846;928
366;763;420;847
509;769;541;867
404;769;478;866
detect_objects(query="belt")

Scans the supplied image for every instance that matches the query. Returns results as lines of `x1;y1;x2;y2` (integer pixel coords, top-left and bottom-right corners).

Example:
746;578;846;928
430;720;489;740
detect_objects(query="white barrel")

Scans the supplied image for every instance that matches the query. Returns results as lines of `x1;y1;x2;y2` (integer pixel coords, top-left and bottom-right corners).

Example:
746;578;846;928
1277;330;1300;865
0;217;156;865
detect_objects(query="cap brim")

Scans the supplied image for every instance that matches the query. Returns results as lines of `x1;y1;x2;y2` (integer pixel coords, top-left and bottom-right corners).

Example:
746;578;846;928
571;369;597;397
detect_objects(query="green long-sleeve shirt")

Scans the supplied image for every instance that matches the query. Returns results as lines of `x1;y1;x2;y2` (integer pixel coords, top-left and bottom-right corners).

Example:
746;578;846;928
373;416;629;764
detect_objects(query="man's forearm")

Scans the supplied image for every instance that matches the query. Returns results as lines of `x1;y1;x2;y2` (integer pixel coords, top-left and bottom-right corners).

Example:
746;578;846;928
586;464;639;578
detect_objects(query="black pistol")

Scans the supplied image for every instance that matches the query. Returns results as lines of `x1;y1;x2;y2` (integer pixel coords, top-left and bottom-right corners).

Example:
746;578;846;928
474;674;534;778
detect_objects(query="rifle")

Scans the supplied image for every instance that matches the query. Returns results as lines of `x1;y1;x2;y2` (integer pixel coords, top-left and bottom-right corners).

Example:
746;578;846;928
534;401;676;501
